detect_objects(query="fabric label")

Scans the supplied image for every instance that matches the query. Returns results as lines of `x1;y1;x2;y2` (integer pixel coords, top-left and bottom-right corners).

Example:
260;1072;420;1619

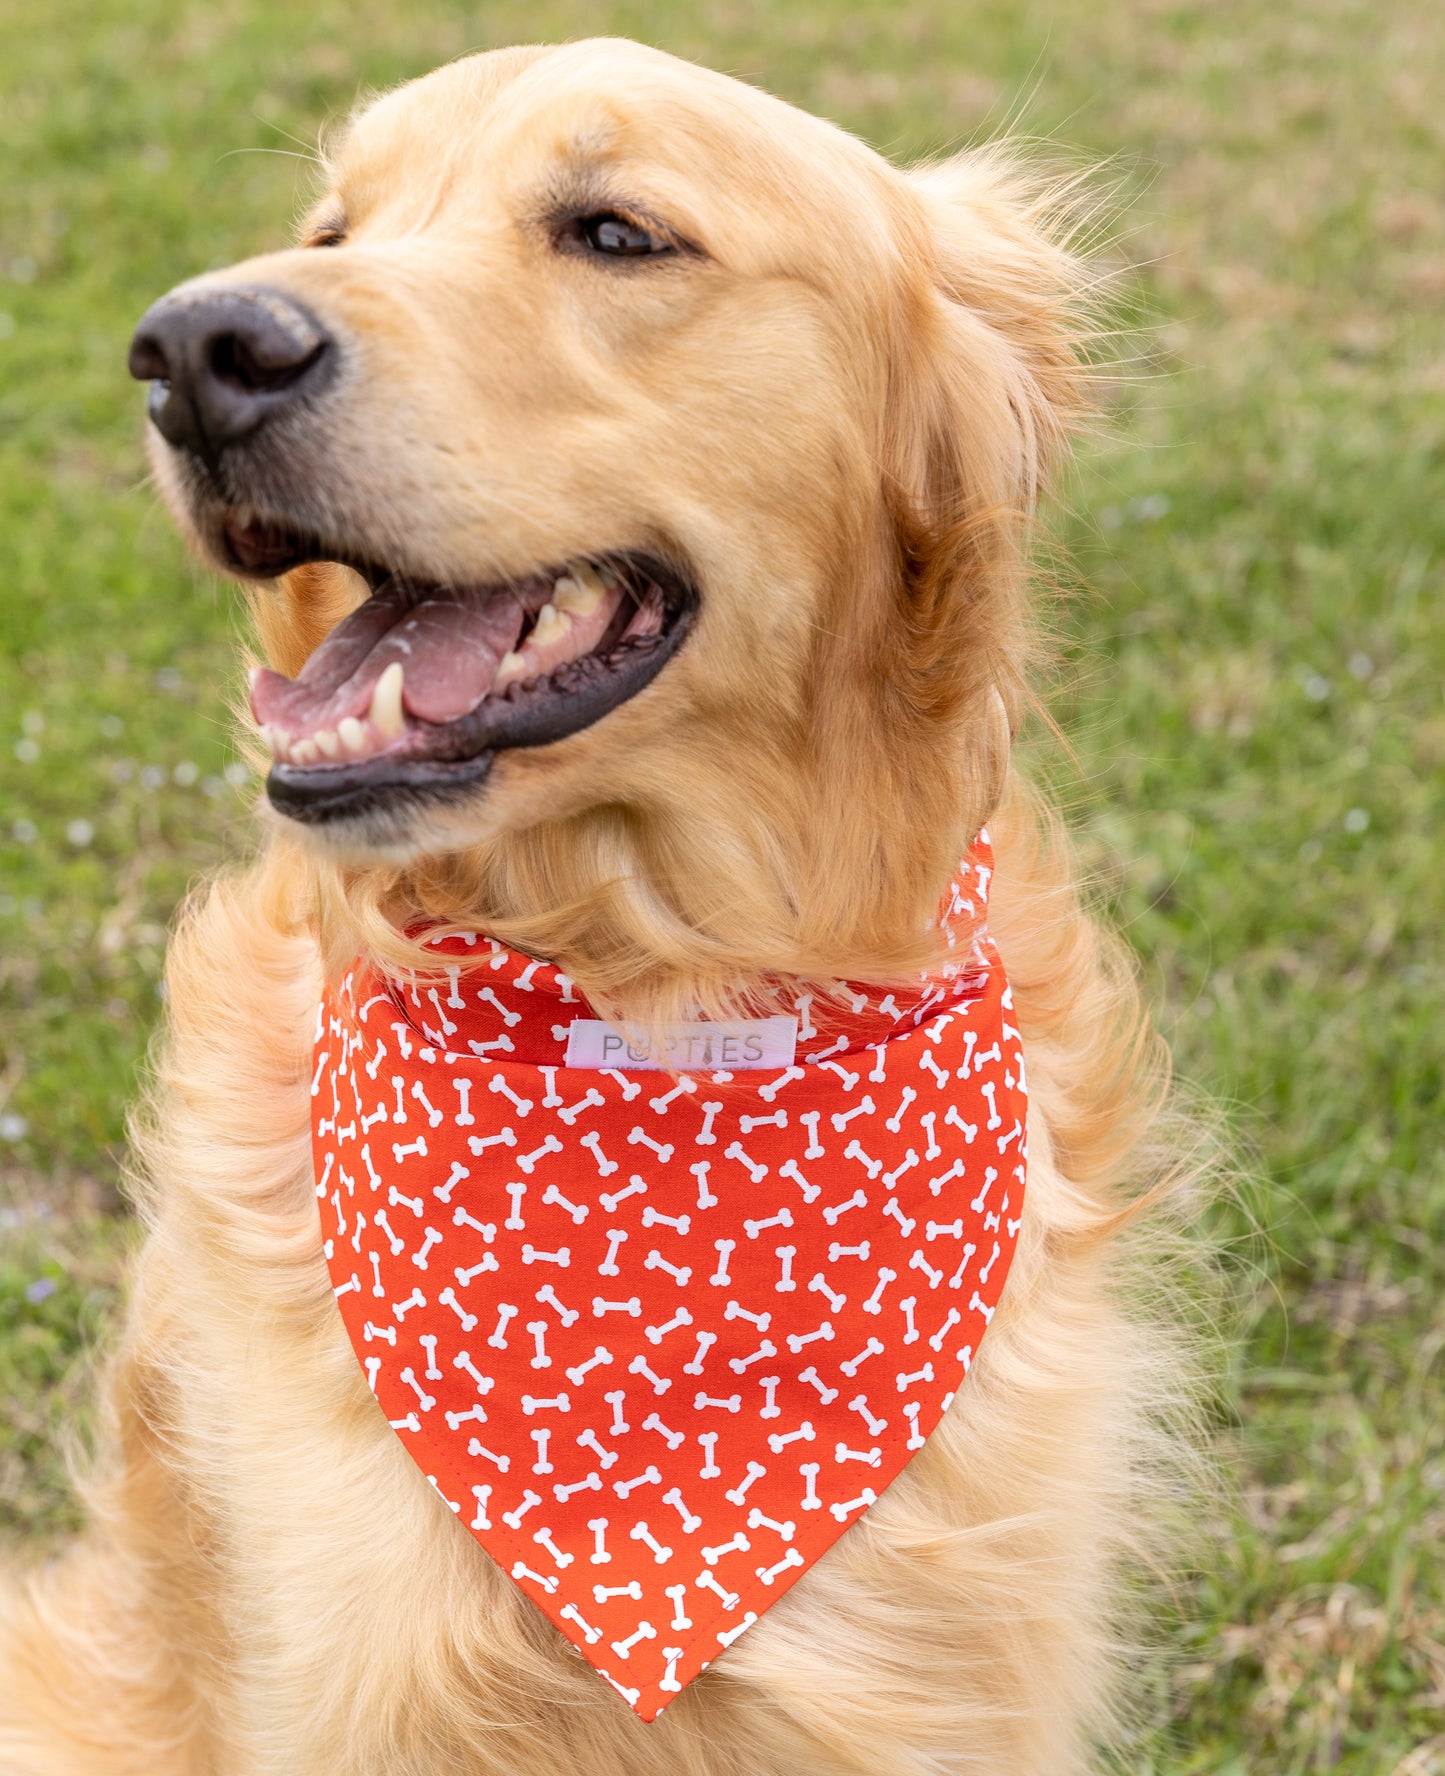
564;1015;798;1071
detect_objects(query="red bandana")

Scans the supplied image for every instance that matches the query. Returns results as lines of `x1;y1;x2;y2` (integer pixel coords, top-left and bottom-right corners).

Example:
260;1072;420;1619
316;839;1026;1719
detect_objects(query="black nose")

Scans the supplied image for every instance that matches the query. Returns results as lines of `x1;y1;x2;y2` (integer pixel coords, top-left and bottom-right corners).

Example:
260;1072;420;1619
128;286;333;458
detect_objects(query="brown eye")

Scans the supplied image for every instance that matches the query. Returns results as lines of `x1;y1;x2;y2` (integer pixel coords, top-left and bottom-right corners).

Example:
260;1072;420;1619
578;213;669;257
303;211;348;249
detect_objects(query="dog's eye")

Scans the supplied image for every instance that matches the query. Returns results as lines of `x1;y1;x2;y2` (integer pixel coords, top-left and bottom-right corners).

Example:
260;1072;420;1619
575;213;671;258
302;211;349;249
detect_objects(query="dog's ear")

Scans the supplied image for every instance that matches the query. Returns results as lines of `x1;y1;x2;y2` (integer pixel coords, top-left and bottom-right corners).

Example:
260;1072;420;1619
881;151;1097;746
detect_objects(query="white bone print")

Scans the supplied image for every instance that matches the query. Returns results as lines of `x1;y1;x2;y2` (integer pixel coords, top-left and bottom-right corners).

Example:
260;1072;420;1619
315;836;1026;1720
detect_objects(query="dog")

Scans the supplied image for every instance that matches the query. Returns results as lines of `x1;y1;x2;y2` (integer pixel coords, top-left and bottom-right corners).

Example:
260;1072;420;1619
0;40;1200;1776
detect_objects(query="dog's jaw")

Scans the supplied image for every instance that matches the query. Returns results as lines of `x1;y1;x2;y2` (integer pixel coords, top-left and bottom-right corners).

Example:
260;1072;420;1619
240;545;696;822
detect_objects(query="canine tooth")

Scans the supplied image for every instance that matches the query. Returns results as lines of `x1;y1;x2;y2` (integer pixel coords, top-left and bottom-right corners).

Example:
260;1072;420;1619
531;603;569;648
369;662;405;739
314;728;340;759
338;717;367;755
494;651;527;690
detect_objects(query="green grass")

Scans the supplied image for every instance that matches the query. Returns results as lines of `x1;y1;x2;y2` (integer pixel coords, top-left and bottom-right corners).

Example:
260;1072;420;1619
2;0;1441;1769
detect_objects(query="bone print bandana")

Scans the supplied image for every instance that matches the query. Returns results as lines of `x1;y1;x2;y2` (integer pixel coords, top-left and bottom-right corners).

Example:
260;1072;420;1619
315;839;1026;1720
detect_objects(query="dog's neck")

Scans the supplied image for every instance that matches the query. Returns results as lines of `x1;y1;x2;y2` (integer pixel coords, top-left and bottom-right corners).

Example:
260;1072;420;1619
295;713;1010;1030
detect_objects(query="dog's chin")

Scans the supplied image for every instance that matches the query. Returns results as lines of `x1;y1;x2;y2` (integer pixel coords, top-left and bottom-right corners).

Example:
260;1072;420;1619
262;772;536;870
258;751;501;864
210;510;697;849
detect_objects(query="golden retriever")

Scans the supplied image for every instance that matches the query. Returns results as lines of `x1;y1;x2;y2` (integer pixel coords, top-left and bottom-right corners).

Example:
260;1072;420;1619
0;39;1199;1776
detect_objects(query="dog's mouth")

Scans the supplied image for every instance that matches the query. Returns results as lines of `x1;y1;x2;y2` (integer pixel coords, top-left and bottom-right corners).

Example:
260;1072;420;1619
235;515;697;824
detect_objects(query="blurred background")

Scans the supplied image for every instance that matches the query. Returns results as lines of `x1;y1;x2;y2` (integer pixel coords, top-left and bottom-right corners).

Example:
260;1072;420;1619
1;1;1441;1769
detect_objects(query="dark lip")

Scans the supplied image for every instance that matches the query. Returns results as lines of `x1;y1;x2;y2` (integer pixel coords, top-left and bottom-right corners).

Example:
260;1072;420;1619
232;522;698;826
266;748;500;827
266;611;694;826
216;510;385;583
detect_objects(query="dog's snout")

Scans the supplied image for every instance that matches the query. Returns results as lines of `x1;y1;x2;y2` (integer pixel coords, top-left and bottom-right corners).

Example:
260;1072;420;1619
128;287;333;457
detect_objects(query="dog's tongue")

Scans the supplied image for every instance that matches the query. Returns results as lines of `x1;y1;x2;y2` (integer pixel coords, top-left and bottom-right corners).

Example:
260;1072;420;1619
250;583;531;735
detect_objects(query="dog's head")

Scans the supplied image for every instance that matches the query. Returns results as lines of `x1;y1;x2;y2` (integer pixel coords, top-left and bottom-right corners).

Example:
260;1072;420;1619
131;41;1092;999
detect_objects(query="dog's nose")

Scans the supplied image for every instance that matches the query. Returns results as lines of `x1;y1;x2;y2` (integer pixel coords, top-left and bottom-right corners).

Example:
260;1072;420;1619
128;287;333;457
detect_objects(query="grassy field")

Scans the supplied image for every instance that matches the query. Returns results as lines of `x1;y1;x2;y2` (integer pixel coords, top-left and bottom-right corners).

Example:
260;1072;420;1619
2;0;1442;1769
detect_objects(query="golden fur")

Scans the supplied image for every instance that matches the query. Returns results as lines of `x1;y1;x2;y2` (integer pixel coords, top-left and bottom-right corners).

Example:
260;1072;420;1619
0;41;1203;1774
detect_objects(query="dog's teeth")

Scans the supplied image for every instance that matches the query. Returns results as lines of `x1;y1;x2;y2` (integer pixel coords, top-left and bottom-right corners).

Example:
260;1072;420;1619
338;717;367;755
598;562;623;590
531;602;569;648
293;738;319;767
368;662;406;739
554;565;605;616
493;650;527;689
313;728;340;759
